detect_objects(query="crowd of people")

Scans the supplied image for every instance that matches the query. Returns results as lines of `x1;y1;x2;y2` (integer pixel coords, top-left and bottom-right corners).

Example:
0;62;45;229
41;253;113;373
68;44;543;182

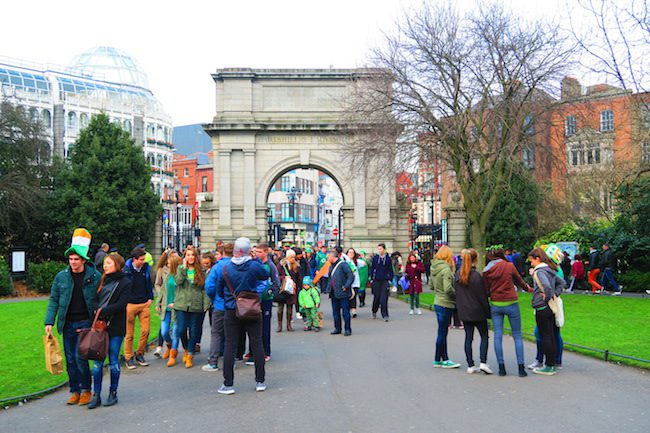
45;227;616;408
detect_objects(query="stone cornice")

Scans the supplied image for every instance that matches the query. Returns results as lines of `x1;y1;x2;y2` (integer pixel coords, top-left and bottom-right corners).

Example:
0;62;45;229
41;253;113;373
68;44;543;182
211;68;386;82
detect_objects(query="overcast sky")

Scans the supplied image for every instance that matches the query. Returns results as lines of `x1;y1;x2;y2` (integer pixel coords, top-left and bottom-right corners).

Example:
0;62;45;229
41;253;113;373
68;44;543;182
2;0;568;126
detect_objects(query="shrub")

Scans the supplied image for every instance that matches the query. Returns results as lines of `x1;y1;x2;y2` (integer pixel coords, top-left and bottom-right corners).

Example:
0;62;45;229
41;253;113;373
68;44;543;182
0;257;14;296
27;261;66;294
618;270;650;293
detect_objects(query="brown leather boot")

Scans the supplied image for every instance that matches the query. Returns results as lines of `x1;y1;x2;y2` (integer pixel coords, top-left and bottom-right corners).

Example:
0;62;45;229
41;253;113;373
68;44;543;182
78;390;92;406
185;354;194;368
183;351;189;363
167;349;178;367
286;310;294;332
66;392;80;405
162;343;172;359
276;304;283;332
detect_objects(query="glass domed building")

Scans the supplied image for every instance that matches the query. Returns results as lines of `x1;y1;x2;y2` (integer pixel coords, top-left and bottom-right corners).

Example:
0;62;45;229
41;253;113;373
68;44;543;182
0;46;176;249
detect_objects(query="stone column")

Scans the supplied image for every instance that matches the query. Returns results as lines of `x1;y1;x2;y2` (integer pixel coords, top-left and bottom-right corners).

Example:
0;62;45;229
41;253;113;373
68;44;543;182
243;150;256;228
378;184;391;226
354;168;366;226
218;150;231;228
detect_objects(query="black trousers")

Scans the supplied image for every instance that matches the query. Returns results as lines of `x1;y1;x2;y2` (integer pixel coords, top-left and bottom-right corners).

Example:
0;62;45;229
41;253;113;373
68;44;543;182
223;310;265;386
535;307;557;367
371;280;390;318
463;320;489;366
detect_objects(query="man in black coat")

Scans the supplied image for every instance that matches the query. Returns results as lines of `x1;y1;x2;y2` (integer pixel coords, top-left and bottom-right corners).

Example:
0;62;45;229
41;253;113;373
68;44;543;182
328;247;355;336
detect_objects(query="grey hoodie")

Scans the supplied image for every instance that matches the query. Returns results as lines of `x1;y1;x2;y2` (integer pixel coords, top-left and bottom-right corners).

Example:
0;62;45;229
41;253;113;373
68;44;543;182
531;264;565;309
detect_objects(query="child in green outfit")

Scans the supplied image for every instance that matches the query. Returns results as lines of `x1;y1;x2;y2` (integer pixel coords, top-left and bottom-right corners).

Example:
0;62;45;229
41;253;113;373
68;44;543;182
298;276;321;332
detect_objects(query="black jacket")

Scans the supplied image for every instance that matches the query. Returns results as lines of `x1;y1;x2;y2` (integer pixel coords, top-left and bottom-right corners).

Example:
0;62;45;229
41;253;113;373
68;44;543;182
96;272;132;337
588;250;600;270
454;268;490;322
599;249;616;269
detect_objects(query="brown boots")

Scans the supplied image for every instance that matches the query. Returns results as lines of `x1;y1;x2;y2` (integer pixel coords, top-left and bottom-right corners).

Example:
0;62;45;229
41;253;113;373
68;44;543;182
78;391;92;406
185;354;193;368
277;311;283;332
286;310;294;332
162;343;171;360
66;392;80;405
167;349;178;367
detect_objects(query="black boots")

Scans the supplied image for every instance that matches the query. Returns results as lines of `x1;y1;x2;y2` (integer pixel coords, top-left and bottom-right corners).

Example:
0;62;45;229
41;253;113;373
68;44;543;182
87;393;101;409
518;364;528;377
498;363;507;376
104;390;118;407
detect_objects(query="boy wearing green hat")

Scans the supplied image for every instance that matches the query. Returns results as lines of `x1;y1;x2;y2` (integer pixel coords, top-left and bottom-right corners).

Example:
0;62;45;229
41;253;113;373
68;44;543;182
298;276;321;332
44;228;102;406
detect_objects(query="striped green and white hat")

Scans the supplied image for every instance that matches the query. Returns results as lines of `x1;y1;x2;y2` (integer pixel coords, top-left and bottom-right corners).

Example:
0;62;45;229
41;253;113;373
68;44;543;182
64;228;92;260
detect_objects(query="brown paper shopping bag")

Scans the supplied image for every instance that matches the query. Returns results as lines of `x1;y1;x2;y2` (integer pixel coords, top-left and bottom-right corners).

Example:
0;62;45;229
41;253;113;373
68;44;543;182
43;333;64;375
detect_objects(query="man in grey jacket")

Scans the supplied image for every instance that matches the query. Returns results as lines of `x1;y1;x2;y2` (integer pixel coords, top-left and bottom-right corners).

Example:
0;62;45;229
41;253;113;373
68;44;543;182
328;247;355;336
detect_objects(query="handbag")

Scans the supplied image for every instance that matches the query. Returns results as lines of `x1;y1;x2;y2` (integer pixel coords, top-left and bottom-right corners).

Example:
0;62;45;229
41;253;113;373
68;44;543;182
399;275;410;291
280;265;296;295
77;308;110;361
43;333;64;375
223;266;261;321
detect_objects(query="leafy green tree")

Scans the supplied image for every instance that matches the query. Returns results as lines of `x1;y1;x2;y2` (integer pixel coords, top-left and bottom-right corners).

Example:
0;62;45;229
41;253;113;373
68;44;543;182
0;101;54;250
49;113;161;257
485;165;541;253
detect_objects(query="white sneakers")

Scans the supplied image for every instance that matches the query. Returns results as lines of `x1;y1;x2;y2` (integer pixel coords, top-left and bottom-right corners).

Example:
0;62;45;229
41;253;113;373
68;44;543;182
467;366;480;374
416;308;422;315
479;363;494;374
409;309;414;315
153;346;163;358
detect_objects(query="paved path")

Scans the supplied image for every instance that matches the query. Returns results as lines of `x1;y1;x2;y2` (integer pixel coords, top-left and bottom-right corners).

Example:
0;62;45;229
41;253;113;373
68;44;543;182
3;296;649;433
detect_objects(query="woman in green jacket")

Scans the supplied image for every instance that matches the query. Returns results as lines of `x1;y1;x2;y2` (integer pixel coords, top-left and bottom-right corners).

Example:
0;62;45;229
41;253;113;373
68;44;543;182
430;245;461;369
171;247;210;368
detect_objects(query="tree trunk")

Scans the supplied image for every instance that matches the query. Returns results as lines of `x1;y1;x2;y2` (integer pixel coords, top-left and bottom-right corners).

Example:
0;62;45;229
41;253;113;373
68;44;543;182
470;220;487;269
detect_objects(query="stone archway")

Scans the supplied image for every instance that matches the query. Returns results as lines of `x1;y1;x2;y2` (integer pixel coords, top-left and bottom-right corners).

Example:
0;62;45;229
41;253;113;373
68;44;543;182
201;68;407;252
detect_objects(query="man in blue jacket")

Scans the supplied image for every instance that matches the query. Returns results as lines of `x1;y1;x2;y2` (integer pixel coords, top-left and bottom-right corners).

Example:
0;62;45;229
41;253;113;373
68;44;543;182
328;247;355;336
216;238;269;395
203;243;233;372
44;228;101;406
370;243;394;321
123;247;154;369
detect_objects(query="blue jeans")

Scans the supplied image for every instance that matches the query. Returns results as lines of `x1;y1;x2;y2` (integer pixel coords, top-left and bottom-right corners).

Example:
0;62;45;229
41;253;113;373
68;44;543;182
174;310;203;354
601;268;620;292
92;336;124;393
62;319;92;393
434;305;454;362
161;310;176;344
534;326;564;365
331;297;351;333
491;303;525;364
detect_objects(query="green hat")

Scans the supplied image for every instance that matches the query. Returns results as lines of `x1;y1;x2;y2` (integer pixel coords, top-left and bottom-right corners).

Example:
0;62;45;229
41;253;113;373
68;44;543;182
302;276;312;286
64;228;92;260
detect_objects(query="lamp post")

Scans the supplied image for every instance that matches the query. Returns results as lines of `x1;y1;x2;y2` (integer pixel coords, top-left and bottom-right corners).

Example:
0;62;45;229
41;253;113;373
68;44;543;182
337;207;343;247
428;194;435;252
287;185;302;244
174;180;182;252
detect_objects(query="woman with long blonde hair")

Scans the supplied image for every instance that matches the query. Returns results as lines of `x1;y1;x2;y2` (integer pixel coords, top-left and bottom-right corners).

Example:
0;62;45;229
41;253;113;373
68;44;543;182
454;249;492;374
276;249;302;332
429;246;461;368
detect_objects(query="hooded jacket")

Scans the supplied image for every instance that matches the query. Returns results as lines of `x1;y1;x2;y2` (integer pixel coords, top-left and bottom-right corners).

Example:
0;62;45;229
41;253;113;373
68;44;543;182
173;266;211;313
482;259;529;303
531;263;565;309
205;257;232;311
45;262;101;333
217;259;270;311
429;260;455;308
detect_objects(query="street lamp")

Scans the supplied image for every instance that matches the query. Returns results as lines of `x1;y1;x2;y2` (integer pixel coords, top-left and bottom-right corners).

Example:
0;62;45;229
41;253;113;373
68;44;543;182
337;207;343;247
286;185;302;244
428;193;435;252
174;180;182;252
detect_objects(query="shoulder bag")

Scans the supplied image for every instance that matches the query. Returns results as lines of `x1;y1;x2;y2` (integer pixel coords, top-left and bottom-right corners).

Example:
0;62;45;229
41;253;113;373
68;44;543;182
77;308;110;361
280;265;296;295
222;266;261;321
533;271;565;328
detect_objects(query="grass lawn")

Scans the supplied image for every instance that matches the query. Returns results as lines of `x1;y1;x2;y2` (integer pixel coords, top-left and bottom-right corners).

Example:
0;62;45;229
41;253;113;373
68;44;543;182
0;300;161;402
406;291;650;368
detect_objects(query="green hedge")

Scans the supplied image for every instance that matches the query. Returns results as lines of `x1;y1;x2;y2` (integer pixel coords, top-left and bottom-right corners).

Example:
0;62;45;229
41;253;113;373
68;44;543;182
618;270;650;293
0;257;14;296
26;261;66;293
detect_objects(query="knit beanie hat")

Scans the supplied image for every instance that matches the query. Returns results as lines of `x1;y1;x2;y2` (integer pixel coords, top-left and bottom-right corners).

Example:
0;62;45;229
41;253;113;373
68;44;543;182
234;237;251;256
64;228;92;260
302;276;312;286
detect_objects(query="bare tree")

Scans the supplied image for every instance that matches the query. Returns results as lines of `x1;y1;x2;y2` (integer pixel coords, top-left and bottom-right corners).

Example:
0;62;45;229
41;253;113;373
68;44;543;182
343;2;574;257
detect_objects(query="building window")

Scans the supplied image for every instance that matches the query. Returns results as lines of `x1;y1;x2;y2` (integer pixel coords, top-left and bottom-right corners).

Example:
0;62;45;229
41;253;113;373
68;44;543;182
173;169;178;177
202;176;208;192
80;113;89;129
281;203;290;220
67;111;77;132
565;115;576;136
600;110;614;132
281;176;290;192
184;168;189;177
123;119;132;133
182;184;189;201
642;142;650;164
41;109;51;128
570;142;602;166
586;142;601;164
523;144;535;169
469;126;478;142
523;114;535;136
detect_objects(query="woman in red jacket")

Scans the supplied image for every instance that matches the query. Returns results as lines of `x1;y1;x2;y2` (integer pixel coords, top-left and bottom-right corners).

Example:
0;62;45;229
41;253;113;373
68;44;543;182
570;254;586;292
405;252;425;315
